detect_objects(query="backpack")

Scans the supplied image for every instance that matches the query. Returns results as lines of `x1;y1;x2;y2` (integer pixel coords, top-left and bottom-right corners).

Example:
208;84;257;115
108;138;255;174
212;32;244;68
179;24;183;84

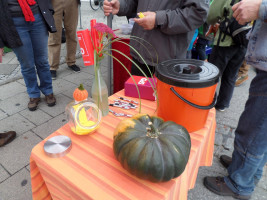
217;0;252;47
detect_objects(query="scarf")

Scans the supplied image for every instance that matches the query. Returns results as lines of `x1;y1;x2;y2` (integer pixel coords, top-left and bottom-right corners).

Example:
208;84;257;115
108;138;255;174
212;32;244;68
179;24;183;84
17;0;36;22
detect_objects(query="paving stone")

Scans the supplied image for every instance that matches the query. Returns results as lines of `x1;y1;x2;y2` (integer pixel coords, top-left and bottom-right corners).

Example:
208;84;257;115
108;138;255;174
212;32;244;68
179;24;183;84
214;132;223;146
0;92;29;115
37;94;72;117
0;168;32;200
19;108;52;126
230;128;236;138
25;164;30;172
49;78;77;94
0;113;35;136
0;81;25;100
1;52;16;64
0;109;8;121
0;165;9;183
0;64;18;75
16;78;25;86
8;56;20;65
0;131;41;174
32;113;68;139
223;137;235;151
62;70;94;86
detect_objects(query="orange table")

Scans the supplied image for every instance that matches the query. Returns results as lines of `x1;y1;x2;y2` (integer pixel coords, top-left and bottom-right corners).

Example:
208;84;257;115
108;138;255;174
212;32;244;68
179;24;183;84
30;90;216;200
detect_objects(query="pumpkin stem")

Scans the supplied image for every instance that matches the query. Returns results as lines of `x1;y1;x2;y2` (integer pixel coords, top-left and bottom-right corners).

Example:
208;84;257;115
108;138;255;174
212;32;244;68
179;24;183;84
147;121;160;138
78;84;85;91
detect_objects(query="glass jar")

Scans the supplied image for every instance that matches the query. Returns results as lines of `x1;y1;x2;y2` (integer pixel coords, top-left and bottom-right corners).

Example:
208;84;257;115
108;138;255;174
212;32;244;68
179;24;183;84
66;99;102;135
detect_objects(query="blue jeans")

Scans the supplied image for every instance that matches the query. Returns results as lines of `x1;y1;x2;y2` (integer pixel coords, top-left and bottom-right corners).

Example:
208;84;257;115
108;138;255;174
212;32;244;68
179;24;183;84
12;13;53;98
209;45;246;109
224;69;267;196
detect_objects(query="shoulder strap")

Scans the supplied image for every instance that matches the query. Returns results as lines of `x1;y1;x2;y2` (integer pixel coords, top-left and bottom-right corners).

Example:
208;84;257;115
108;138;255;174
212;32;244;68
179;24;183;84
230;0;236;6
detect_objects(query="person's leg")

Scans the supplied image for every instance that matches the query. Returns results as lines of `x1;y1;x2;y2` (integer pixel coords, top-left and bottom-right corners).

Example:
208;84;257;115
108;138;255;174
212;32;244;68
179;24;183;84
31;13;53;96
48;0;64;71
11;17;40;98
195;38;208;60
254;152;267;183
215;46;246;109
208;45;229;74
63;0;79;67
224;69;267;196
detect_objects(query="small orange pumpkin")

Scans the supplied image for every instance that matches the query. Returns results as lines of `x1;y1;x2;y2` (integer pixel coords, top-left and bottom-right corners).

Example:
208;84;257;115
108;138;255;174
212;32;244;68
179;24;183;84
73;84;88;102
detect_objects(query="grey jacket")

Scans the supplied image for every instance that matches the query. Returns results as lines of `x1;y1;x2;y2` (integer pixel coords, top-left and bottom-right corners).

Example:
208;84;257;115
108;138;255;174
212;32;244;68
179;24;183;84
117;0;210;66
246;0;267;71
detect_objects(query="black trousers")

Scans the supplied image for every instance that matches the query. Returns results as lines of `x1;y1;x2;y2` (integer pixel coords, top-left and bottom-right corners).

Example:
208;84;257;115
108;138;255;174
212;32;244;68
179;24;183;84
131;57;155;77
209;45;246;109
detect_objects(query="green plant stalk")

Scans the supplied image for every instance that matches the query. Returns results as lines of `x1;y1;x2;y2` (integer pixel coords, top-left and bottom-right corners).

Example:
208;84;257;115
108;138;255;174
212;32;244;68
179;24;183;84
107;47;159;113
89;27;159;114
106;37;158;95
104;51;142;113
93;50;102;111
111;40;154;78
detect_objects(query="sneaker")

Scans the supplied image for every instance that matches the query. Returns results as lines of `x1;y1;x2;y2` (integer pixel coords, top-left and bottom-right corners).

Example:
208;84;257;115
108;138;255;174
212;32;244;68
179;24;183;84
45;94;56;107
68;64;80;72
204;176;251;199
28;98;41;111
50;70;57;80
235;75;248;87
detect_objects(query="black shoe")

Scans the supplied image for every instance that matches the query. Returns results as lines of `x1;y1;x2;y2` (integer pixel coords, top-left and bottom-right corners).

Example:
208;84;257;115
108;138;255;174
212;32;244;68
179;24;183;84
204;176;251;199
0;131;16;147
68;64;80;72
220;155;232;169
215;105;226;112
50;70;57;80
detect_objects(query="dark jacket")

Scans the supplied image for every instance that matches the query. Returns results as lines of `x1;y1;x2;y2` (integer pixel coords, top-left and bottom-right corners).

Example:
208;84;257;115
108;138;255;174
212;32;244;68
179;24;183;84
0;0;56;48
36;0;57;33
0;0;22;48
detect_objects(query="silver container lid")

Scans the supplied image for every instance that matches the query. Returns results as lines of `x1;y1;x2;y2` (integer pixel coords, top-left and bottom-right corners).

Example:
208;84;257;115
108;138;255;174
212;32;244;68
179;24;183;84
44;135;72;158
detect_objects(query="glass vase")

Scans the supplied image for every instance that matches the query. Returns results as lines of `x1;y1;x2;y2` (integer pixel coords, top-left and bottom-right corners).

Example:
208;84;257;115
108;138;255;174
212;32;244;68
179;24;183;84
91;55;109;116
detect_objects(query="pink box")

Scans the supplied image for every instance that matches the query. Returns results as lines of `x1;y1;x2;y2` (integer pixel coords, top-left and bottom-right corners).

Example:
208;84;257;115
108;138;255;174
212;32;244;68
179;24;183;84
124;76;157;101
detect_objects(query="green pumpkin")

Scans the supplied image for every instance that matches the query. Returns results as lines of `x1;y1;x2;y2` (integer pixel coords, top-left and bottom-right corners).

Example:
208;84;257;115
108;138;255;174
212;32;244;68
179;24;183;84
113;114;191;182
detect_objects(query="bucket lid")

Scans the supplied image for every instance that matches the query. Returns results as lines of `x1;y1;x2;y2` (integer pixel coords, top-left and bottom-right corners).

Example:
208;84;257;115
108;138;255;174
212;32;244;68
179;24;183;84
155;59;220;88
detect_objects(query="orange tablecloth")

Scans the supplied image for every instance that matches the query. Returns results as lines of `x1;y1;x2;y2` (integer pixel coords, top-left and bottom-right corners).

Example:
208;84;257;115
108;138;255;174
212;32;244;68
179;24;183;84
30;90;216;200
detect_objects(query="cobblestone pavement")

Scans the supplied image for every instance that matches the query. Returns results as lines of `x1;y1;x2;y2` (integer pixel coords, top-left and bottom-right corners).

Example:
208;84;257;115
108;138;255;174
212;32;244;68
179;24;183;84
0;2;266;200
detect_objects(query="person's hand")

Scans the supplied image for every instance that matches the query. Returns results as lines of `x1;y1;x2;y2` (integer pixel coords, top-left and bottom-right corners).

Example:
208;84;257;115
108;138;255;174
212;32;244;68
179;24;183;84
0;48;3;63
103;0;120;16
134;12;156;30
232;0;262;25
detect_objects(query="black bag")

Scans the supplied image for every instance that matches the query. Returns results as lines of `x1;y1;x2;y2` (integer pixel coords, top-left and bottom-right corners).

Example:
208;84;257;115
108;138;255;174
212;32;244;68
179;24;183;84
218;0;252;47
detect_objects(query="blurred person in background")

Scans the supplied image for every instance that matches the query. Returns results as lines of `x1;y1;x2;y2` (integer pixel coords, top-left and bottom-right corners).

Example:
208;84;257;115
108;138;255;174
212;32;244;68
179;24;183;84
48;0;81;79
103;0;210;77
204;0;267;199
0;0;57;111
